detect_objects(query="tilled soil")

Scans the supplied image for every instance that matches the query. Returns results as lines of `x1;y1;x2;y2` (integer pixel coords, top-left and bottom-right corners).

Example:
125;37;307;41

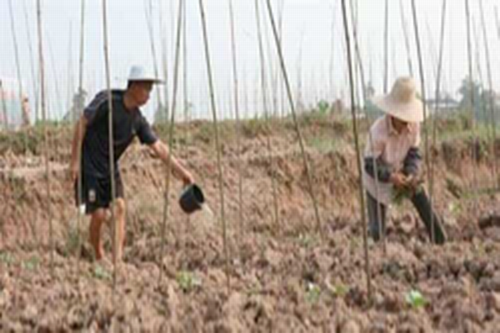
1;120;500;332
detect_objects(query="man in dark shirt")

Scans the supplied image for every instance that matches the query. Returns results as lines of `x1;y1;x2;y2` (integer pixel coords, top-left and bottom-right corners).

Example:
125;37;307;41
70;66;194;262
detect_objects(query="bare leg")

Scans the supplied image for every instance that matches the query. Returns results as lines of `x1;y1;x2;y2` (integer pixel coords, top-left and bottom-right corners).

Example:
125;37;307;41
114;198;127;261
89;209;107;260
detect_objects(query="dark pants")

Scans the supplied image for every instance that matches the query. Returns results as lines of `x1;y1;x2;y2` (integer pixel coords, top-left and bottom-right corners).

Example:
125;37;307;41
366;190;447;244
74;172;124;215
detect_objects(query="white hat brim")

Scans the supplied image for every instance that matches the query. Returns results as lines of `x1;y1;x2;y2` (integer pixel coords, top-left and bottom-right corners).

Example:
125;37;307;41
128;78;164;85
372;95;424;123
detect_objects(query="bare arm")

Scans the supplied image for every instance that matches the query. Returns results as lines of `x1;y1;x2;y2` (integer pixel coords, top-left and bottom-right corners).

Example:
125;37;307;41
70;116;87;181
149;140;194;186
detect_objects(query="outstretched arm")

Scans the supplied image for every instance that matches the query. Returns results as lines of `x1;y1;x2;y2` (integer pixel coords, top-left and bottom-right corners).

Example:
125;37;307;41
70;116;87;182
149;140;194;186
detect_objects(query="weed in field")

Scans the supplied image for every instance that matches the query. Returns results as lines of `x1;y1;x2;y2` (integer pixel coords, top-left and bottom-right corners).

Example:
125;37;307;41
0;251;15;265
22;255;40;271
176;271;202;293
93;264;112;281
305;282;321;303
405;290;427;309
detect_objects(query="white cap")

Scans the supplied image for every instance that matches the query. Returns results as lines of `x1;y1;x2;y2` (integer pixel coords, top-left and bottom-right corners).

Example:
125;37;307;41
127;65;163;84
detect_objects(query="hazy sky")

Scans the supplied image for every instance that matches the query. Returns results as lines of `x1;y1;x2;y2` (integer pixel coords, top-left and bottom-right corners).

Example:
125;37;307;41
1;0;500;121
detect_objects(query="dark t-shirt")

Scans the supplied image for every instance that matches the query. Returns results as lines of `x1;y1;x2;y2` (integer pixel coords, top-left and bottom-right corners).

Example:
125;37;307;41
82;90;158;178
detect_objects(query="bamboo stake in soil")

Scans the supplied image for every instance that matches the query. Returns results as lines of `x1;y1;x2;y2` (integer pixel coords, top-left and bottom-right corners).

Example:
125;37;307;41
399;0;414;77
36;0;54;268
101;0;118;287
429;0;447;241
228;0;244;241
340;0;372;301
348;0;386;254
383;0;389;93
198;0;231;292
158;0;184;286
76;0;86;272
22;0;39;123
264;0;322;234
411;0;434;242
464;0;480;200
255;0;280;233
145;0;163;121
479;0;499;188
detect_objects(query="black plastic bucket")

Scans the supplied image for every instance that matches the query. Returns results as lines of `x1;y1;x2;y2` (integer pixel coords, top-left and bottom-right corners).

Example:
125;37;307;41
179;184;205;214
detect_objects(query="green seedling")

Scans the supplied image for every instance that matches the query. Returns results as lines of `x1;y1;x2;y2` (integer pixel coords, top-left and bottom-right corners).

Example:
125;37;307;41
298;234;317;249
93;265;112;281
306;282;321;303
22;256;40;271
331;284;349;298
0;251;15;265
405;290;427;309
176;271;202;293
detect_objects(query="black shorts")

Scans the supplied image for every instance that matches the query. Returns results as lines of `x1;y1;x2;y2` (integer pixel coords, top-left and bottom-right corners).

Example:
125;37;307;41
74;173;124;215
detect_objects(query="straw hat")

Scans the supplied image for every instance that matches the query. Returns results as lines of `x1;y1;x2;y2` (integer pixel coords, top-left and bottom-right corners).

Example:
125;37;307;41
372;77;424;123
127;65;163;84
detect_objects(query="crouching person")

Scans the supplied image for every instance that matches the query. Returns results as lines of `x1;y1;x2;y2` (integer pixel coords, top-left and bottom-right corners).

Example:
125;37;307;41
362;77;446;245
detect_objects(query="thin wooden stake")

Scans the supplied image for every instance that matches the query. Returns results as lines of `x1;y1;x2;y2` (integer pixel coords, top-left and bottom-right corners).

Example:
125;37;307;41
158;0;184;286
340;0;372;301
465;0;480;200
479;0;499;187
264;0;322;234
228;0;244;241
101;0;118;287
255;0;280;233
348;0;386;254
429;0;447;241
383;0;389;93
22;0;39;124
36;0;54;269
399;0;414;77
145;0;163;120
76;0;86;272
198;0;231;292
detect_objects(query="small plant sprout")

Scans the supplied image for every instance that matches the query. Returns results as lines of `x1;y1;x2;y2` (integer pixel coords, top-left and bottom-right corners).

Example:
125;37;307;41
22;255;40;271
0;251;15;265
405;290;427;309
93;264;112;281
306;282;321;303
176;271;202;293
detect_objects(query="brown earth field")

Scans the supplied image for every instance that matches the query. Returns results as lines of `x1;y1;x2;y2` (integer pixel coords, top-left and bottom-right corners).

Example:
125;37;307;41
1;115;500;332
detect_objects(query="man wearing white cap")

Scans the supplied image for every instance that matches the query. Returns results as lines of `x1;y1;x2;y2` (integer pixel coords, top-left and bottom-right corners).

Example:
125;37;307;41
363;77;446;244
70;65;194;261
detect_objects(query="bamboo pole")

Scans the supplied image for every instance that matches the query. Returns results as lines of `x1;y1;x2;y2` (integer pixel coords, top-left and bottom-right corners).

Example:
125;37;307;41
160;1;170;125
255;0;280;233
145;0;163;122
411;0;434;242
340;0;372;301
479;0;499;188
399;0;414;77
8;0;29;128
22;0;39;124
383;0;389;93
36;0;54;268
228;0;244;241
198;0;231;291
465;0;480;199
264;0;322;234
158;0;184;286
348;0;386;253
101;0;118;287
76;0;86;272
429;0;447;242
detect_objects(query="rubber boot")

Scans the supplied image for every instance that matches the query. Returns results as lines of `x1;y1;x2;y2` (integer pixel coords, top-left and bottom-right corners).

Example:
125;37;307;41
410;190;447;245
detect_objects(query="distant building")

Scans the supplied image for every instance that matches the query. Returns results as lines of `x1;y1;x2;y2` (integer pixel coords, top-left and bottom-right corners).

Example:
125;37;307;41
0;77;30;129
